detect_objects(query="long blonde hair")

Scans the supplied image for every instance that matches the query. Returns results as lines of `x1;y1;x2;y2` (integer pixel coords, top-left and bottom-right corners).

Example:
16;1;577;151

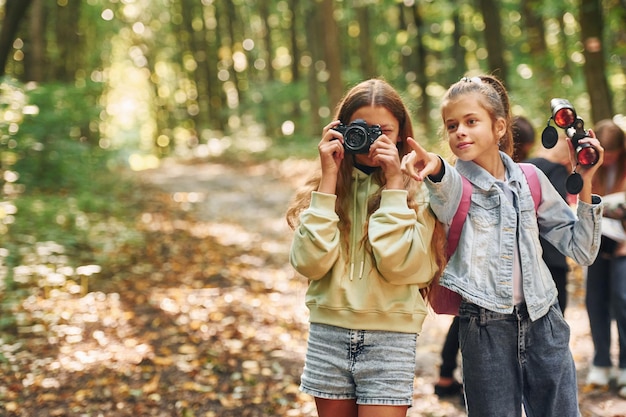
286;78;447;274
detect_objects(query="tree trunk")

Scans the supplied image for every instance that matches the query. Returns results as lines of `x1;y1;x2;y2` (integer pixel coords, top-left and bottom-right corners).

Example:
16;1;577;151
580;0;613;123
305;1;322;135
54;1;81;81
450;11;464;86
320;0;343;113
258;0;274;82
520;0;548;56
619;0;626;82
412;4;430;133
210;1;227;131
288;0;301;123
222;0;242;110
179;0;205;131
24;0;45;82
356;6;375;79
289;0;300;83
477;0;507;83
0;0;33;77
520;0;551;91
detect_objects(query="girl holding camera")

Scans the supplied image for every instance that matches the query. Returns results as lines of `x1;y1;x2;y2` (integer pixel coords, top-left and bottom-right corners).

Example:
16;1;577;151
401;74;604;416
286;78;446;417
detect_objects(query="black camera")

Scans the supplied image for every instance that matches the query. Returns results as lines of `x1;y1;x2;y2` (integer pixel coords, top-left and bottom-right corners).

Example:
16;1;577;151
332;119;383;154
541;98;599;167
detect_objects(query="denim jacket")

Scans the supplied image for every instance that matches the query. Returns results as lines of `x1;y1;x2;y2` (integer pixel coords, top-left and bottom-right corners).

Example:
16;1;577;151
426;152;603;321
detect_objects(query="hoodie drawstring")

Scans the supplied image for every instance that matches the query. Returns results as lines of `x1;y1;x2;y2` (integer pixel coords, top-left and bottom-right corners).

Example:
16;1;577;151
349;172;370;280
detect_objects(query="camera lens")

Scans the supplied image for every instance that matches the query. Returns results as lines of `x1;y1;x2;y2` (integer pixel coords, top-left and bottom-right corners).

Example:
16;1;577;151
344;127;368;153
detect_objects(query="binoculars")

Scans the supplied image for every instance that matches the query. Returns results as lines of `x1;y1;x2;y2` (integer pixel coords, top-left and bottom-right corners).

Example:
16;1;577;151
541;98;599;194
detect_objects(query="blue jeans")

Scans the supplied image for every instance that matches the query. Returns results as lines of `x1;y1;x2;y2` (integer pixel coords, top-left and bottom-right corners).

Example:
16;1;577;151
458;301;580;417
586;254;626;368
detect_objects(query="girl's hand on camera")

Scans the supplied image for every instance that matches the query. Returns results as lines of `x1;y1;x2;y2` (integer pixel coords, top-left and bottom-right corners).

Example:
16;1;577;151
317;121;344;194
369;134;403;189
319;120;344;172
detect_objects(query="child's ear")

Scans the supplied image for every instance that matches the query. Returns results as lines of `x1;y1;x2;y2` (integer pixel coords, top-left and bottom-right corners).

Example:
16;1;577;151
495;118;507;141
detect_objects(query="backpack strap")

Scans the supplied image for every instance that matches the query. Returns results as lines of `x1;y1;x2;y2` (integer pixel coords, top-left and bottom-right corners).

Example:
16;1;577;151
447;164;542;259
447;176;473;258
519;162;542;211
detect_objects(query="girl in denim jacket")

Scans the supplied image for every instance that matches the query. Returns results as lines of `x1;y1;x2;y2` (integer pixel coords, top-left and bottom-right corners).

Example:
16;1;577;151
401;75;604;417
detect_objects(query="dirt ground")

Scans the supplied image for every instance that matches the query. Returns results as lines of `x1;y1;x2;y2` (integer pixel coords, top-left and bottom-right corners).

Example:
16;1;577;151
140;158;626;417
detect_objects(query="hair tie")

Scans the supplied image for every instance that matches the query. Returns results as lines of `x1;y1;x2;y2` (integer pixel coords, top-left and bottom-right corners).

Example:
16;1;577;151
461;76;482;84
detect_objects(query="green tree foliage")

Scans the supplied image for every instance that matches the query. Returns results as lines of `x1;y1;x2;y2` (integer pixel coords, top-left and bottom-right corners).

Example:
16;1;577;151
11;82;104;190
4;0;623;155
0;76;142;332
0;0;625;333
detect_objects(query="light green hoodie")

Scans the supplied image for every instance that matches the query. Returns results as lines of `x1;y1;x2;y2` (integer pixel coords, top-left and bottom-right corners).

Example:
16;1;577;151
290;168;438;334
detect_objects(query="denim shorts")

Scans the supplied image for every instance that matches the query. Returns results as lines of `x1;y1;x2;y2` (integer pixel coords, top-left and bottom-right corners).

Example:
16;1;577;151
299;322;417;406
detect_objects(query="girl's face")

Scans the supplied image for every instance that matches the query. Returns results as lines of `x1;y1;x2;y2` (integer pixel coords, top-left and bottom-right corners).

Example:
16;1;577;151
349;105;400;167
443;94;505;166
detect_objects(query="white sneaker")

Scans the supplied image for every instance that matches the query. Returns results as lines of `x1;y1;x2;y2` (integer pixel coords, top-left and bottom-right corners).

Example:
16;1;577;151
586;366;611;386
618;368;626;387
619;385;626;399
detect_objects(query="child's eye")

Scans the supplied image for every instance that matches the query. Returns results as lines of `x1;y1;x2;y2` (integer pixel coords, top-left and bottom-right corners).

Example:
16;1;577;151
446;123;457;131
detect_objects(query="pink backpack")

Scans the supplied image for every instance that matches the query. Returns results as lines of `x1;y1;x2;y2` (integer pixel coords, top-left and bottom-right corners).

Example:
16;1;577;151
428;163;542;315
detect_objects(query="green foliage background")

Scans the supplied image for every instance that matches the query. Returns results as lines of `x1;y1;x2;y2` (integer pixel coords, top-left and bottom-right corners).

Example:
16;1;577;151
0;0;625;334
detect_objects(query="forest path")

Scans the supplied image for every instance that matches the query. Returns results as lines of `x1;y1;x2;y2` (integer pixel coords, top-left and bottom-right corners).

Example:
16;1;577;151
139;158;626;417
